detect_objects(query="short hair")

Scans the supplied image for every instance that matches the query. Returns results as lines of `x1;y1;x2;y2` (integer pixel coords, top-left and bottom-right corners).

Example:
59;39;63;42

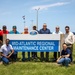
63;43;67;46
6;38;10;41
2;25;7;29
43;23;47;27
65;26;70;29
33;26;36;28
24;26;28;29
56;26;60;29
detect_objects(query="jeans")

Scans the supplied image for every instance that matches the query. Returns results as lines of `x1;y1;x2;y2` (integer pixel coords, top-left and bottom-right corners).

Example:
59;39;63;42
2;54;15;64
57;57;71;66
2;56;9;64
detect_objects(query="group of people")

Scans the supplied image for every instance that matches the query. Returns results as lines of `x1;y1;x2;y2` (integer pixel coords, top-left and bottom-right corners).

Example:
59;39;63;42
0;23;75;67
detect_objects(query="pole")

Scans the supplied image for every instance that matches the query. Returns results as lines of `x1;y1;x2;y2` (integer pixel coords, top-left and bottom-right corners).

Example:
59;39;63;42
31;20;33;29
24;20;25;28
35;8;40;30
22;15;25;28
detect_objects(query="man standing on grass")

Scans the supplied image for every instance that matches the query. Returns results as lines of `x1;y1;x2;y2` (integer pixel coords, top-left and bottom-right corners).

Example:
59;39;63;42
53;26;63;61
0;25;9;42
30;26;38;59
0;25;9;35
39;23;51;61
64;26;75;62
57;43;71;67
9;26;19;61
0;39;14;64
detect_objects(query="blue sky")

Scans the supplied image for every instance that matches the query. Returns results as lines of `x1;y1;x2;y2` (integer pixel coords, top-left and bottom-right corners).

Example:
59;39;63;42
0;0;75;33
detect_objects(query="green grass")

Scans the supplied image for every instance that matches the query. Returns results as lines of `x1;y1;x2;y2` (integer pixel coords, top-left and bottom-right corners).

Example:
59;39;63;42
0;44;75;75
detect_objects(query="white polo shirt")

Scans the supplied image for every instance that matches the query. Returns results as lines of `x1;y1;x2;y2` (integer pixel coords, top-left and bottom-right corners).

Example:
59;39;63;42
53;31;63;34
64;32;75;44
0;44;13;56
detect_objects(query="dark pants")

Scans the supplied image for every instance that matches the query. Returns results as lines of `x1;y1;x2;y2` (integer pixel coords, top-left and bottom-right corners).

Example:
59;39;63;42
40;52;49;61
28;52;30;60
0;36;3;48
46;52;49;61
0;36;3;42
22;52;25;61
40;52;44;61
40;52;44;60
13;51;18;61
32;52;37;58
67;44;73;62
22;52;30;61
54;52;60;60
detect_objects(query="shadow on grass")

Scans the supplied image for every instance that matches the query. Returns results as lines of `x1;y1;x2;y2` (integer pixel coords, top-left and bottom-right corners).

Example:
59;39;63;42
13;57;56;63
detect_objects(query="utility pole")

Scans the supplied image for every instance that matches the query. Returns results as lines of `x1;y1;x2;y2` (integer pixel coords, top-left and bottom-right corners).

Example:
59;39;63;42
22;15;25;28
31;20;33;29
35;8;40;30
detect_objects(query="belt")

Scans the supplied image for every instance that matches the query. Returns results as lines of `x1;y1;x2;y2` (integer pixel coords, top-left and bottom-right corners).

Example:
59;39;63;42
66;44;72;47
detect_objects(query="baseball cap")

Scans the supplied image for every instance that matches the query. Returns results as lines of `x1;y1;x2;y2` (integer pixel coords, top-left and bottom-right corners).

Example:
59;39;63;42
13;26;17;29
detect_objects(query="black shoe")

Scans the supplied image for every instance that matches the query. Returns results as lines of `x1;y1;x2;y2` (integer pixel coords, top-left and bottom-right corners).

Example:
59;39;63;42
22;58;25;62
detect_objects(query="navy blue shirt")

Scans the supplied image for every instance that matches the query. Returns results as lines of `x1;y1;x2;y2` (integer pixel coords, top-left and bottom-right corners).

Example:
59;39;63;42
61;49;72;60
39;28;51;34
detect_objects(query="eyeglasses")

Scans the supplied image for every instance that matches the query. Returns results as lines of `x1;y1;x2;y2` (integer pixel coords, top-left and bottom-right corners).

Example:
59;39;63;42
65;28;69;30
24;29;28;30
43;26;47;27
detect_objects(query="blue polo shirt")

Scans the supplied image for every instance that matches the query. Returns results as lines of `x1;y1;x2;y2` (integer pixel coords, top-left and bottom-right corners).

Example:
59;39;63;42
39;28;51;34
61;49;72;60
9;31;19;34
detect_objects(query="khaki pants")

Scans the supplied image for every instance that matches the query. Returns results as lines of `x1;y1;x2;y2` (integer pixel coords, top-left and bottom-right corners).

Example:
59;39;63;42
66;44;73;62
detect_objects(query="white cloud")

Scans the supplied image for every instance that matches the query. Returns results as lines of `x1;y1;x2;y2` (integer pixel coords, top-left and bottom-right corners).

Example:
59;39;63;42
31;2;70;10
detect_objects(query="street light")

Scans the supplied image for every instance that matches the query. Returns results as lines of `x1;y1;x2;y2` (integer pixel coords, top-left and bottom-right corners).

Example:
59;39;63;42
22;15;25;28
35;8;40;30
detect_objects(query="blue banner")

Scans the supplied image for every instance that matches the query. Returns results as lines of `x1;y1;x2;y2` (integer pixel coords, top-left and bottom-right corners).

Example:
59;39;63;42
10;40;59;52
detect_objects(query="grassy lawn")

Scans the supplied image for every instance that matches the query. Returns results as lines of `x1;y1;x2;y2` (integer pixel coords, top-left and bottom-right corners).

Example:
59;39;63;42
0;44;75;75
